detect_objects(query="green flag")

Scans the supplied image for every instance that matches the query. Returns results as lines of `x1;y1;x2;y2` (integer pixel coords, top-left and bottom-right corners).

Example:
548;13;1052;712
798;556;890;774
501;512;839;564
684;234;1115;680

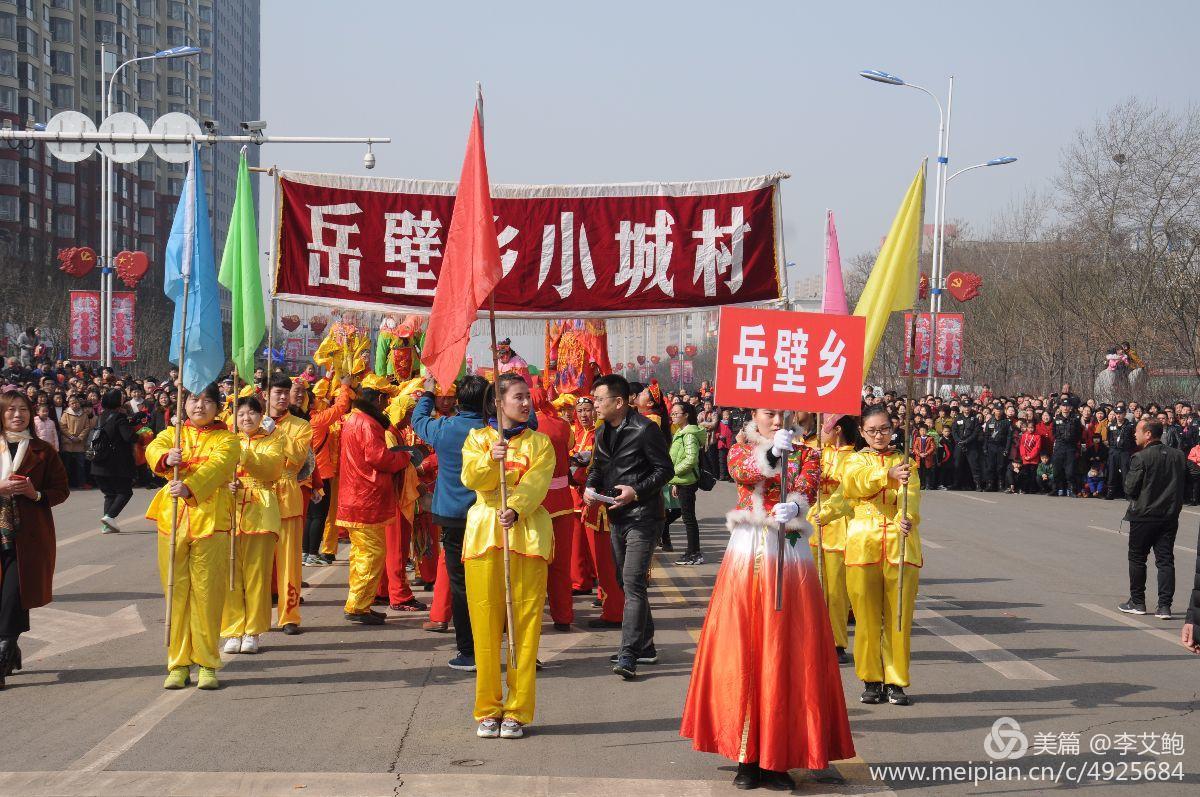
218;151;266;382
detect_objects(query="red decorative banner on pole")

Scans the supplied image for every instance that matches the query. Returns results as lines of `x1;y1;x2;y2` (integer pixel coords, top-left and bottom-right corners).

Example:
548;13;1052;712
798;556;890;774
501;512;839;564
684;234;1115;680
900;312;964;378
714;307;865;414
69;291;101;361
273;171;785;317
111;291;137;363
284;337;304;363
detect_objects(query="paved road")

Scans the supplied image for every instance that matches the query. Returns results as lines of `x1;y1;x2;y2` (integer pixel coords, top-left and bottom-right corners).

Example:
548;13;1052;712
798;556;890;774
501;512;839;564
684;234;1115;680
3;484;1198;795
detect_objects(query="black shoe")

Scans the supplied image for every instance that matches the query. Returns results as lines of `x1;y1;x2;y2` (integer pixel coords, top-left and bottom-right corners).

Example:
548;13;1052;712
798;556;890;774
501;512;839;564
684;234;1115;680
587;618;622;629
613;657;637;680
321;553;336;564
661;540;674;552
571;588;592;596
281;623;301;635
553;622;572;632
1118;600;1147;615
860;681;884;704
590;599;603;609
733;762;761;790
368;608;387;619
609;647;658;665
372;596;390;606
674;552;698;566
759;768;795;790
835;646;850;665
1155;605;1173;620
345;611;385;625
885;684;911;705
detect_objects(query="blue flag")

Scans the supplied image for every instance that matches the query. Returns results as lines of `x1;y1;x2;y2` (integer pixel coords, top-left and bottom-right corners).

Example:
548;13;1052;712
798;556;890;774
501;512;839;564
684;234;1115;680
164;144;225;394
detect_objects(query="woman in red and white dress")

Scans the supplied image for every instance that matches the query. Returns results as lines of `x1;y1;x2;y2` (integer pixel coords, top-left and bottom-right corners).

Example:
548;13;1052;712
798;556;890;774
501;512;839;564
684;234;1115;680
681;408;855;790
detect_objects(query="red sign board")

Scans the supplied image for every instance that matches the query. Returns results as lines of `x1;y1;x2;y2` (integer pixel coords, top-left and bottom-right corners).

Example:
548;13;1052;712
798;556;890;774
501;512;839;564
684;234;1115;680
714;307;864;414
901;312;964;378
69;291;100;360
274;171;783;317
111;292;137;363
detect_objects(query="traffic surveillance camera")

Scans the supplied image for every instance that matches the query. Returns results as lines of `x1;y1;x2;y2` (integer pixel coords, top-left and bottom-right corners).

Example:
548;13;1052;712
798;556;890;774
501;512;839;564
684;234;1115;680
363;144;376;170
240;121;266;132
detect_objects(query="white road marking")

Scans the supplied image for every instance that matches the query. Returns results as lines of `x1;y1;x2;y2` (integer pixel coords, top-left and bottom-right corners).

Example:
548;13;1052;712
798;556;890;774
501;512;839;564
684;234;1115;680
1078;603;1182;647
26;605;144;664
942;492;998;504
1086;525;1195;555
68;562;345;773
914;608;1058;681
922;539;945;549
54;564;114;589
56;528;100;548
916;597;961;609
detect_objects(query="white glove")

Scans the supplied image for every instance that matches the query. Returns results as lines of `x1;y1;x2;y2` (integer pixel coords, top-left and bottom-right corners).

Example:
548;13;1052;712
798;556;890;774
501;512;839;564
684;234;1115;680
772;501;800;524
771;429;794;457
260;416;276;434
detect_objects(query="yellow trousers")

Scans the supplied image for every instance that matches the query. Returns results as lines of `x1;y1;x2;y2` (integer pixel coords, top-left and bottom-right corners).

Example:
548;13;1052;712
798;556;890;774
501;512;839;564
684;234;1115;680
274;516;303;627
846;562;919;687
157;533;229;671
465;550;547;725
320;477;340;556
343;523;386;614
816;549;850;649
221;534;277;638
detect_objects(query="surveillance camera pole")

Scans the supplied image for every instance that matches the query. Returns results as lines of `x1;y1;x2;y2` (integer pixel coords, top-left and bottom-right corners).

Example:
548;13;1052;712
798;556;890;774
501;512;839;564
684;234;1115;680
4;109;389;367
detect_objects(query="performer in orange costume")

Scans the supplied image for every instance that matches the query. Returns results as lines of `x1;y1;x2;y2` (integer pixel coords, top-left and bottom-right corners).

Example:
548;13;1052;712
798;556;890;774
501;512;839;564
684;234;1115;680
533;387;577;630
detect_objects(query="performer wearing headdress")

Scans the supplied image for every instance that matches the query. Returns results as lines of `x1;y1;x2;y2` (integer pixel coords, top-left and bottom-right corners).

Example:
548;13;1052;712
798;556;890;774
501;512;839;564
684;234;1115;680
812;404;922;706
570;396;623;627
146;384;240;690
495;339;532;386
681;408;854;790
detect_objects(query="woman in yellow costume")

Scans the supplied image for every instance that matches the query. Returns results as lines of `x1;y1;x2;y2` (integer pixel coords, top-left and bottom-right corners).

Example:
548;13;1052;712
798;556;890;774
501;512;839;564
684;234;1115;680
145;384;239;691
809;413;862;665
221;396;284;656
460;372;554;740
811;404;921;706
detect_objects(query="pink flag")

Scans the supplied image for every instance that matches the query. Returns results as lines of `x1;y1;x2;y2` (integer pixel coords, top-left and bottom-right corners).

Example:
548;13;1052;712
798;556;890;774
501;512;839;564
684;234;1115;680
822;209;849;315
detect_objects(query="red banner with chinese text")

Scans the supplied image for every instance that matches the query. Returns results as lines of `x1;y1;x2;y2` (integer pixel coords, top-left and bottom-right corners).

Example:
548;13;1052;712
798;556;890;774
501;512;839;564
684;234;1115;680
900;313;964;378
714;307;864;415
111;292;136;363
69;291;100;361
273;171;784;317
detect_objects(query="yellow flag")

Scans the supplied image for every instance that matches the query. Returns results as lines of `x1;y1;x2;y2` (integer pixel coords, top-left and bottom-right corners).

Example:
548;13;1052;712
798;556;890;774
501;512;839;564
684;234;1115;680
853;161;927;368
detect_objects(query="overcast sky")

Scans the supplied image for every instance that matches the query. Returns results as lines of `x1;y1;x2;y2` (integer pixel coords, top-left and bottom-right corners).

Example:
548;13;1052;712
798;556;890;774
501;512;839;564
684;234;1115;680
257;0;1197;362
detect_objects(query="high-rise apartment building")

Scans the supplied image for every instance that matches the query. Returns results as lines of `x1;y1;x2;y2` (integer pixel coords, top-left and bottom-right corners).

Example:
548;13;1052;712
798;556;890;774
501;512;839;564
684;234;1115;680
0;0;259;368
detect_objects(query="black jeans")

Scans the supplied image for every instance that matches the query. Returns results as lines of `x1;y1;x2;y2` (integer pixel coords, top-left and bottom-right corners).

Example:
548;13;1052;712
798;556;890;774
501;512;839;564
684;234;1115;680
953;445;981;489
94;475;133;518
440;523;474;656
611;518;657;662
718;448;730;481
1107;451;1132;498
1127;517;1177;608
1052;445;1076;493
61;451;87;489
0;547;30;637
304;489;331;556
667;484;700;554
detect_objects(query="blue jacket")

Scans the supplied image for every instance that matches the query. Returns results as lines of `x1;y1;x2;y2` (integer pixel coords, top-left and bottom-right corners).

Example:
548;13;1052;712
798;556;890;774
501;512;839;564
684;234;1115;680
412;393;484;524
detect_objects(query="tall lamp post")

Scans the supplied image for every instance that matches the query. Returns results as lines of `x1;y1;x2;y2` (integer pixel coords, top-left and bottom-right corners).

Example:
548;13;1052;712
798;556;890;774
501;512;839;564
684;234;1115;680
860;69;952;395
100;44;201;367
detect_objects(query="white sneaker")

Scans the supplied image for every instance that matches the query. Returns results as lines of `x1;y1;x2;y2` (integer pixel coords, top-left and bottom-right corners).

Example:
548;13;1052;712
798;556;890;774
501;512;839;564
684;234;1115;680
223;637;242;655
240;635;259;654
500;718;524;739
101;515;121;533
476;718;500;738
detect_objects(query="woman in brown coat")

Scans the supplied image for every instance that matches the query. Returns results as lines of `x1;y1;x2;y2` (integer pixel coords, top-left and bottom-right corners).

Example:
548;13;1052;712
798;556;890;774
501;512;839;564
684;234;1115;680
1;390;70;689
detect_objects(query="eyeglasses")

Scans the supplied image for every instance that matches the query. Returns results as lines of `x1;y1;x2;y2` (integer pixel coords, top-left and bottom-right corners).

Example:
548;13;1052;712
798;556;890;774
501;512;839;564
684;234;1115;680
591;394;618;404
862;427;893;437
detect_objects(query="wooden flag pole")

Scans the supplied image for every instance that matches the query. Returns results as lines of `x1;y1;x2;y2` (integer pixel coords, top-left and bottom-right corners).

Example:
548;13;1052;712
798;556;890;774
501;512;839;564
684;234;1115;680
488;294;519;671
227;368;239;590
164;270;191;648
774;411;792;612
897;313;918;632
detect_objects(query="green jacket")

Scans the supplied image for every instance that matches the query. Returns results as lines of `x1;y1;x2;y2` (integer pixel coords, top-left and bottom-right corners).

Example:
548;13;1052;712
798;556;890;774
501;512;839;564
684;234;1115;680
669;424;706;486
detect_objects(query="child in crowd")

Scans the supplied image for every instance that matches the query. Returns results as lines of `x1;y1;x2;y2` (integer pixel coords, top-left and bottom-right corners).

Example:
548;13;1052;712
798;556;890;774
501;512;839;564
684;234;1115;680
1082;465;1105;497
1036;454;1054;494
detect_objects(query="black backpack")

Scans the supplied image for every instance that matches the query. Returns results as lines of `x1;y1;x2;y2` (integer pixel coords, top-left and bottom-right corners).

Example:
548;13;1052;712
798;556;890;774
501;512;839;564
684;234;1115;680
696;458;718;492
85;424;115;464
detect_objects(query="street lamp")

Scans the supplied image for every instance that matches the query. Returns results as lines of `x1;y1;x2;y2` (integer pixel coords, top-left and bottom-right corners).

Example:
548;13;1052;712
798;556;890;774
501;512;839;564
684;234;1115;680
948;156;1018;183
861;67;953;395
99;44;201;366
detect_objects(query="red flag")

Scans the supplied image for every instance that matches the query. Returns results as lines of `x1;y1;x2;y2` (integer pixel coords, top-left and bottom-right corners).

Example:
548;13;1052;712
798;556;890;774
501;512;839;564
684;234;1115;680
422;86;503;388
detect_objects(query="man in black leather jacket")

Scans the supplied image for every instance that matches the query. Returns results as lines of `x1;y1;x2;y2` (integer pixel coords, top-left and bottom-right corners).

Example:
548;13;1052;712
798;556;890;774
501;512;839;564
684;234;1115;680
950;407;983;490
1051;401;1081;496
981;406;1012;492
585;374;673;680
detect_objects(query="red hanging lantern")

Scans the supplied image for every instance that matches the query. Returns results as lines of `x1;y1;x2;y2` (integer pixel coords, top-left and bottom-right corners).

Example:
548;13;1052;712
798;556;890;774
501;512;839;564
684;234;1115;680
684;344;698;358
280;314;301;332
308;314;329;335
946;271;983;302
114;250;149;288
918;273;930;300
651;355;661;364
666;344;679;358
613;362;624;371
636;355;646;365
58;246;97;278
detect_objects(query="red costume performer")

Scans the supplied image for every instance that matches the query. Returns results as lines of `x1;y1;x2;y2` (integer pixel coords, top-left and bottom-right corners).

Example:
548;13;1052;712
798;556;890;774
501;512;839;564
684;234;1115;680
533;388;576;627
571;398;623;625
681;421;855;774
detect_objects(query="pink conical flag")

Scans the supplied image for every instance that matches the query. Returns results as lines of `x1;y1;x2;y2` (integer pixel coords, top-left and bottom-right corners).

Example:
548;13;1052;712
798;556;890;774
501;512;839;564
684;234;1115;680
822;209;849;315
